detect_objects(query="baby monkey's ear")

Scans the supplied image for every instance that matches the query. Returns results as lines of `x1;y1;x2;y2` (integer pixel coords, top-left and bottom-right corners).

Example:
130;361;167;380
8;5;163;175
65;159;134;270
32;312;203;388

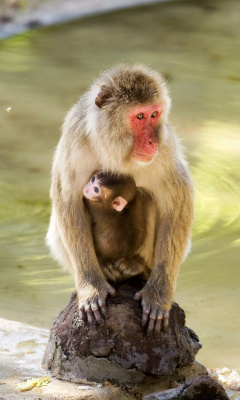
112;196;128;212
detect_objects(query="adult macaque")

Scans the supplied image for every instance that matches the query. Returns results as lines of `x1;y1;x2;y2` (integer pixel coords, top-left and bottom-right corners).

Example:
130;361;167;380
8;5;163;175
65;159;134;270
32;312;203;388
47;64;194;334
83;171;152;284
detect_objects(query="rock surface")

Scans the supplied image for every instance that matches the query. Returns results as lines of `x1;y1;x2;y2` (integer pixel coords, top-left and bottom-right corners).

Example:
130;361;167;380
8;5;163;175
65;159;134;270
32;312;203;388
143;375;230;400
43;280;204;385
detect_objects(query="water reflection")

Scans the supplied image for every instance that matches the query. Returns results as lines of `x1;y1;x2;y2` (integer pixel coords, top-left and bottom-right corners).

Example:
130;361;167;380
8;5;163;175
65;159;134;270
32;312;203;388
0;0;239;368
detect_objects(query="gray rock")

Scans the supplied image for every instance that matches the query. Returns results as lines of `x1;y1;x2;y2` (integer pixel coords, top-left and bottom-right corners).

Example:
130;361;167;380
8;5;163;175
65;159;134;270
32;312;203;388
42;280;203;385
143;375;229;400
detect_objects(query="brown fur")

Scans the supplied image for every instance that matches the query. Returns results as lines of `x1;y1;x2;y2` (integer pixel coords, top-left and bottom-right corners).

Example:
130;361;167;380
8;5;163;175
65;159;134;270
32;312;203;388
83;172;152;282
46;64;194;332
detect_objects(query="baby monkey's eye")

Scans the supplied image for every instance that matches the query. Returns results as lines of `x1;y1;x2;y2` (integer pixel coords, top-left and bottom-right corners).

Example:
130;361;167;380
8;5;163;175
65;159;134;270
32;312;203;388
136;113;144;120
91;176;95;183
94;187;99;193
151;111;158;118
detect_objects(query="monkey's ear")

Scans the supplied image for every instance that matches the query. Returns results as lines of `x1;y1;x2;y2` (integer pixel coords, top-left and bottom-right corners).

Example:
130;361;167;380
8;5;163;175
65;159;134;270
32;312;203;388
112;196;128;212
95;85;113;109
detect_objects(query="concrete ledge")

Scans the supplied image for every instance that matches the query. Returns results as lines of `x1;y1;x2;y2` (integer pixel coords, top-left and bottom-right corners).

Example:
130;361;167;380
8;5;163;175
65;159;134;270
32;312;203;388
0;0;172;39
0;318;129;399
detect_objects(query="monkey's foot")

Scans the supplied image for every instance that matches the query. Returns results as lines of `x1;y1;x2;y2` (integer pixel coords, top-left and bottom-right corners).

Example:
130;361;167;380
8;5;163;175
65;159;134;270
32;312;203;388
114;255;146;280
78;281;116;326
99;259;123;283
134;289;170;336
100;257;148;283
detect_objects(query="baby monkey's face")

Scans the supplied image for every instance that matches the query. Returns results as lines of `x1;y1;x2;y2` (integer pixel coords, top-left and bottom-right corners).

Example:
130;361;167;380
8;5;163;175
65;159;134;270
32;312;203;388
83;174;102;202
83;173;128;212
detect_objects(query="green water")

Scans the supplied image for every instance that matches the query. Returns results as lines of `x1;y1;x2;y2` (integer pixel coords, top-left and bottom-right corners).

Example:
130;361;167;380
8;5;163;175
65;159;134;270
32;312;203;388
0;0;239;369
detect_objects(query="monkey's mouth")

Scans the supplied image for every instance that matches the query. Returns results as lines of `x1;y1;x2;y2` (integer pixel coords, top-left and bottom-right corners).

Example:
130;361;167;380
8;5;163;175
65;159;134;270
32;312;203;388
133;152;156;163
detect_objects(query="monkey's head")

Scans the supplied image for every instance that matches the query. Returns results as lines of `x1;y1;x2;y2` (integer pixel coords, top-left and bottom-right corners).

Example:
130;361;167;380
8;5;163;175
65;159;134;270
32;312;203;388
86;64;171;170
83;171;136;212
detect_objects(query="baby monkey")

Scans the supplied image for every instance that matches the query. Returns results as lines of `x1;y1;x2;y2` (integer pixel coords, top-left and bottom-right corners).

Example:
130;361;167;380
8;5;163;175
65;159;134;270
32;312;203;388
83;171;151;283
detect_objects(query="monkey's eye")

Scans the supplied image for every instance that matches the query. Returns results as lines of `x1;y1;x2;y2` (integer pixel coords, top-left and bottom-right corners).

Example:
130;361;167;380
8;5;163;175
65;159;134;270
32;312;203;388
151;111;158;118
91;176;95;183
94;187;99;193
136;113;144;120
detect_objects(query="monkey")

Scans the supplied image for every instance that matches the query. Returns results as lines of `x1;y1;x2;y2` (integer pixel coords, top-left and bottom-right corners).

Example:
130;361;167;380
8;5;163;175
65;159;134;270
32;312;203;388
83;170;152;283
46;63;194;335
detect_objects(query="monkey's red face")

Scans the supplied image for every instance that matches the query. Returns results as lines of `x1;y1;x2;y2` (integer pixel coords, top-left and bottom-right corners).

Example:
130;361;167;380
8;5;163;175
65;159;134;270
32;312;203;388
129;103;162;163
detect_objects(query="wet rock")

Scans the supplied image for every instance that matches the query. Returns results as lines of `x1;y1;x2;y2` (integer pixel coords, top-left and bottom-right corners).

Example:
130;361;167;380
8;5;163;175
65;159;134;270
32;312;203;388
42;280;204;385
143;375;229;400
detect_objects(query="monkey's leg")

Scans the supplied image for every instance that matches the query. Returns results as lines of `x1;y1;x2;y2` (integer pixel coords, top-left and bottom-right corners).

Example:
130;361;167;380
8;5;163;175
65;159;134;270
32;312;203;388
134;180;194;336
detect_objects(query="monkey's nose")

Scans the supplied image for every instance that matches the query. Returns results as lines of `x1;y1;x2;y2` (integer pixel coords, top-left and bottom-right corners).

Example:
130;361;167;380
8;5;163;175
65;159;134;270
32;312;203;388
83;187;89;196
147;138;158;154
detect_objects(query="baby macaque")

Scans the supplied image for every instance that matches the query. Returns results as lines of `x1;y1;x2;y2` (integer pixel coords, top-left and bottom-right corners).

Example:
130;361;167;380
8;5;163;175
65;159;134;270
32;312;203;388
83;171;152;283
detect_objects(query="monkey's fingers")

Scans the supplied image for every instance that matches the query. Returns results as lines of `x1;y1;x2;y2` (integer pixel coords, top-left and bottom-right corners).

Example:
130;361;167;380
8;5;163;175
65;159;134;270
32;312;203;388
91;301;105;326
149;309;169;335
101;261;121;282
133;291;141;301
79;306;87;322
108;286;116;297
98;298;108;319
93;284;116;323
154;311;164;334
134;290;170;334
134;290;149;326
147;310;158;336
85;304;95;325
141;301;152;328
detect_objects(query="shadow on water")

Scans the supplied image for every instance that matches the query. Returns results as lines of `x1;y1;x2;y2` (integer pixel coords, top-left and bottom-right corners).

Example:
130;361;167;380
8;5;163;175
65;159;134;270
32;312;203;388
0;0;239;368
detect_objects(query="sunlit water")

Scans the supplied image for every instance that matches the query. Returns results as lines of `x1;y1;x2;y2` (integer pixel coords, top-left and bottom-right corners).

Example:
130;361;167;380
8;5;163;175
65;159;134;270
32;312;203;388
0;0;239;369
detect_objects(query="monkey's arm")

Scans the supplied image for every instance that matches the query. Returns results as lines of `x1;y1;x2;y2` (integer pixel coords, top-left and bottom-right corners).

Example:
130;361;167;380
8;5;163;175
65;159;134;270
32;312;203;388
49;131;116;325
134;170;194;335
54;195;116;324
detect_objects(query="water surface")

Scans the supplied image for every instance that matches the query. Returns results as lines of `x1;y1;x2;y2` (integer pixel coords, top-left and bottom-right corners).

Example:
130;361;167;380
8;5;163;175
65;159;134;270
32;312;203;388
0;0;239;368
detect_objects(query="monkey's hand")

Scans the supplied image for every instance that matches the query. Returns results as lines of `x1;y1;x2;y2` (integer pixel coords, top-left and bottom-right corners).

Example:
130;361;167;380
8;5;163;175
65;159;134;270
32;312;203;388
134;287;171;335
78;280;116;326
